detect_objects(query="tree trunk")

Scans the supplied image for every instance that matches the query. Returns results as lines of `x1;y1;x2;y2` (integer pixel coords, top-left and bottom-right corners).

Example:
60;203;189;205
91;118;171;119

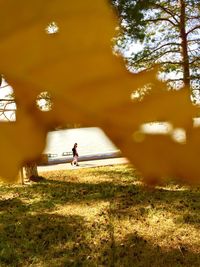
179;0;190;88
24;162;39;181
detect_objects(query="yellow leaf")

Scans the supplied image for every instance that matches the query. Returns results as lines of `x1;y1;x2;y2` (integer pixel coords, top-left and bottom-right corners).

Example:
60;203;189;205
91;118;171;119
0;109;46;181
0;0;133;181
103;78;200;184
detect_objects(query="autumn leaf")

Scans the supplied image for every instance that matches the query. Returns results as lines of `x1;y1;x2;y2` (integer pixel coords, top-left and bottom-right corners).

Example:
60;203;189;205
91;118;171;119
0;0;132;180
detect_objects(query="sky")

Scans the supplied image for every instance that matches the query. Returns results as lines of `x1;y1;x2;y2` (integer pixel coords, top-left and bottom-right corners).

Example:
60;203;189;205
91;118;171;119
0;78;15;121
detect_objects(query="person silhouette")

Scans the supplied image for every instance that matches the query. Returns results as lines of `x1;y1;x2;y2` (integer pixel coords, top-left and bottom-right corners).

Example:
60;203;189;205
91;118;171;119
71;143;79;166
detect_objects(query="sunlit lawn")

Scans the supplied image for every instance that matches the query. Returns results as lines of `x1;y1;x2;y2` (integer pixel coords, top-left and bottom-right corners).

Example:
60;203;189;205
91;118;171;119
0;164;200;266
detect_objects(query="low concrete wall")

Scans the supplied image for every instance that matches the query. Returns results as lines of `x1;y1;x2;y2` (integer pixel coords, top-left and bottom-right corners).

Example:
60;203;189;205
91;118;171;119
38;150;122;166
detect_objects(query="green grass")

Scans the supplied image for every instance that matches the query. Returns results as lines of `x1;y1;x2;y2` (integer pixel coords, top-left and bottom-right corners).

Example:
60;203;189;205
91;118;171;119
0;164;200;266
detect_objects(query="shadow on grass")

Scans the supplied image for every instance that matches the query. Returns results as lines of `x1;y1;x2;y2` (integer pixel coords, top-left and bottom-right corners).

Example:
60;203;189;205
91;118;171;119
1;177;200;226
0;202;111;267
0;168;200;266
114;232;200;267
110;185;200;228
30;178;200;227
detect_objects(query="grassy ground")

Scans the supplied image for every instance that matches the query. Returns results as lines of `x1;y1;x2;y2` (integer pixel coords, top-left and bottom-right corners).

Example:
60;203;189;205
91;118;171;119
0;164;200;267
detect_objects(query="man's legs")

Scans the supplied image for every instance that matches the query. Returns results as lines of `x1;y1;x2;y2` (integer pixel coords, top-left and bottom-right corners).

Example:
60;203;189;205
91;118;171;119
75;155;79;166
71;156;78;166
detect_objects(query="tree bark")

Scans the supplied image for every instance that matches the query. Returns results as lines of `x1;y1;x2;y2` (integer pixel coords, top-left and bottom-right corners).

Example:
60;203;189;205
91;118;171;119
179;0;190;88
24;162;39;180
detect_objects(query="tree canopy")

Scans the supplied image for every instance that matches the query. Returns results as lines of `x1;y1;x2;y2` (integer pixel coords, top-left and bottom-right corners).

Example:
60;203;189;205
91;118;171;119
112;0;200;99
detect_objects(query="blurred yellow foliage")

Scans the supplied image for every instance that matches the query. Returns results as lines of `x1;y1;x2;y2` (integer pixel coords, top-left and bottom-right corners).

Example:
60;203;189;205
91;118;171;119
0;0;199;183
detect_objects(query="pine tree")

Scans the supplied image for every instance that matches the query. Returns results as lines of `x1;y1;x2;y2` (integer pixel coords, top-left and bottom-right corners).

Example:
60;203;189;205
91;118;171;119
112;0;200;101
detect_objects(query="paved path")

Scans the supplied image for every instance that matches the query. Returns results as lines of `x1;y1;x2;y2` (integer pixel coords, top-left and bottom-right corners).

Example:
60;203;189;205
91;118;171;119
38;157;129;173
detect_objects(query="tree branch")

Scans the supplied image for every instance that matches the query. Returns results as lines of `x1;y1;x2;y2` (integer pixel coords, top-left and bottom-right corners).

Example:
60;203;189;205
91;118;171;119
0;84;10;89
152;3;179;24
130;49;181;66
186;25;200;36
130;42;180;63
188;38;200;43
160;61;183;65
0;98;15;102
187;15;200;20
145;18;178;27
168;78;184;81
190;58;200;64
